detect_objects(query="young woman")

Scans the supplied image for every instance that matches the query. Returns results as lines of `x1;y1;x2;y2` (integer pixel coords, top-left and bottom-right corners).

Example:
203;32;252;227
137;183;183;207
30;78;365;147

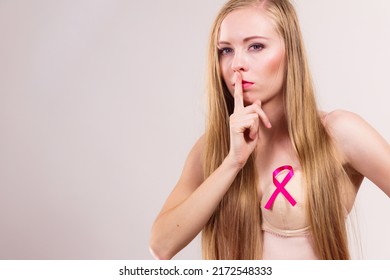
149;0;390;260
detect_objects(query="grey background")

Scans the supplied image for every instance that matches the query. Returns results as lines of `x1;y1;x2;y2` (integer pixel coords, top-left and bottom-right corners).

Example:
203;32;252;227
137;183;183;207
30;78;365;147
0;0;389;259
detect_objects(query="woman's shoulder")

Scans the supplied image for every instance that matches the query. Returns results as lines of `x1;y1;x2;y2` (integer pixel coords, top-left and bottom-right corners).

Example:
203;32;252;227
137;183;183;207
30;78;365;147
190;134;205;160
320;109;371;143
320;109;363;129
319;110;390;194
182;134;205;176
319;109;374;164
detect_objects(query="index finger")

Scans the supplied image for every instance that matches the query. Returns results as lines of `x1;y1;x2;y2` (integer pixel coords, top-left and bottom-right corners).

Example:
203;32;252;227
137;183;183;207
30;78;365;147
234;72;244;111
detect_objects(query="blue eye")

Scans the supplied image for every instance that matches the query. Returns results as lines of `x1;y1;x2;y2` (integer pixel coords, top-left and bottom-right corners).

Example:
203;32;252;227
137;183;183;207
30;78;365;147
218;47;233;56
249;43;264;51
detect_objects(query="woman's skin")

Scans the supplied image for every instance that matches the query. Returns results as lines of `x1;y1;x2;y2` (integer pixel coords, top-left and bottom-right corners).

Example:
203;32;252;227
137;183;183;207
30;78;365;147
149;6;390;260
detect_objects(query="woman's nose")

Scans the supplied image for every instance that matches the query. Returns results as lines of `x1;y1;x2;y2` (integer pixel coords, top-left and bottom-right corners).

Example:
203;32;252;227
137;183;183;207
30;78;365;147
231;52;248;72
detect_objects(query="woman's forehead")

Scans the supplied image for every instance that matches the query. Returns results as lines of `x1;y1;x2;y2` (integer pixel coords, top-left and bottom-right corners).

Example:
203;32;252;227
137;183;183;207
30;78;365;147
219;7;279;43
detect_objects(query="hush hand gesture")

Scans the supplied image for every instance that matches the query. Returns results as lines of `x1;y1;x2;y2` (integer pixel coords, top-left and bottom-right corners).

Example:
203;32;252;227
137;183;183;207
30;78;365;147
227;72;272;169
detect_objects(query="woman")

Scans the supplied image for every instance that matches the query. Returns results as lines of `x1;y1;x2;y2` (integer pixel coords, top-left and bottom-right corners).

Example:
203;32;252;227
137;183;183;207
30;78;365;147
149;0;390;260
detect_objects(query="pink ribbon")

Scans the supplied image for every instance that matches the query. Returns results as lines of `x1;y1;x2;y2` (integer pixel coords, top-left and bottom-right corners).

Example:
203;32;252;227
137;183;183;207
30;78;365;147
264;165;296;210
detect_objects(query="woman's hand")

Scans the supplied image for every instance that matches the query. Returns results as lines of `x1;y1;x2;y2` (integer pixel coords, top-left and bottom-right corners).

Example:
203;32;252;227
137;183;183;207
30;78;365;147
150;73;273;259
227;72;272;168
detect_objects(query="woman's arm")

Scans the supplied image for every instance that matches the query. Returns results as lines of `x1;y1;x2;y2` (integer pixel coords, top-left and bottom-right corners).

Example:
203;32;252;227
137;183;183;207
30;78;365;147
325;110;390;196
149;135;242;260
149;73;271;259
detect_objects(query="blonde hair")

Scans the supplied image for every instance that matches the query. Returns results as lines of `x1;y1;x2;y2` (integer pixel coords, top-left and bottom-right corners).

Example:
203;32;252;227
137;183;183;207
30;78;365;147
202;0;352;260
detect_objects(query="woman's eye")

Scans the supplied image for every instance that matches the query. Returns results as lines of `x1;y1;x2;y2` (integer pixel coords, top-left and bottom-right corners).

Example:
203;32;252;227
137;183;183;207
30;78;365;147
218;47;233;56
249;44;264;51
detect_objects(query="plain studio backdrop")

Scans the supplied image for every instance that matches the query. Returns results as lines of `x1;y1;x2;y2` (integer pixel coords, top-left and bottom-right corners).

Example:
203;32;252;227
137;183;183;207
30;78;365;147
0;0;389;259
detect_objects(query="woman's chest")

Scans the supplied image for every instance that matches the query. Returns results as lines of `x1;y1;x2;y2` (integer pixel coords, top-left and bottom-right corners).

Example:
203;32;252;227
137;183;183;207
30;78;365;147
257;162;309;232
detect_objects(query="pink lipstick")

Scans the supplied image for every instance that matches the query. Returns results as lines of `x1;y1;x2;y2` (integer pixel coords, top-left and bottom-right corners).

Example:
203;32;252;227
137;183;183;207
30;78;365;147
242;80;254;89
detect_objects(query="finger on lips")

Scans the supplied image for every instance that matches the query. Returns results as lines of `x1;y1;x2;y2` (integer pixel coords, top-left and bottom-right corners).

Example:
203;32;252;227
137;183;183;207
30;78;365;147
234;72;244;110
233;73;272;129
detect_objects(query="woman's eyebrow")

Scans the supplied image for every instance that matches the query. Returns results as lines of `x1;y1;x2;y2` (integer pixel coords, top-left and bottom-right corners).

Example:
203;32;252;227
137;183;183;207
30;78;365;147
218;35;269;45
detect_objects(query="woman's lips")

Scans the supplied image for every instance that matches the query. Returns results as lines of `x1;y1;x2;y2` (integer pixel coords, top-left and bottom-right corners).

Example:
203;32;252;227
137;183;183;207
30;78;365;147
242;80;254;89
232;80;254;90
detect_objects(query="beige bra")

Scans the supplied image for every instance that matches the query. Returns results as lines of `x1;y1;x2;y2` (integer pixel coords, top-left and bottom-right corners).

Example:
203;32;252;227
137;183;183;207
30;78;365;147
260;166;310;237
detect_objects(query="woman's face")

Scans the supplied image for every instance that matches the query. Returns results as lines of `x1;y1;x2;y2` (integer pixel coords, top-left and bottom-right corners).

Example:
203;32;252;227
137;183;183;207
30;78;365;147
218;7;285;106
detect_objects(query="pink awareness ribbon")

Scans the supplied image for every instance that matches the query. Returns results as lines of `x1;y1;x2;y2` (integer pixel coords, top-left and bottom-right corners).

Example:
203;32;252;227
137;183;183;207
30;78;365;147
264;165;296;210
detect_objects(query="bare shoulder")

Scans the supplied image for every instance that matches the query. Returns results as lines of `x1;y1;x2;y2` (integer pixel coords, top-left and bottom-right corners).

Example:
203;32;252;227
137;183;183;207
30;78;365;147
190;134;205;162
179;134;205;186
322;110;390;196
157;134;206;217
320;110;361;163
321;109;383;156
321;109;367;138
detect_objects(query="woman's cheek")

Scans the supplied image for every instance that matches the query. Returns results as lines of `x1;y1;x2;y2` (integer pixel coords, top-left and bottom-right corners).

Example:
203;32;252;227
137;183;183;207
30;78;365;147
264;51;285;75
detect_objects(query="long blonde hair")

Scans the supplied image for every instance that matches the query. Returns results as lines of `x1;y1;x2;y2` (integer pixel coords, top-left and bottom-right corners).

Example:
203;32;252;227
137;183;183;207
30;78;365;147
202;0;352;260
